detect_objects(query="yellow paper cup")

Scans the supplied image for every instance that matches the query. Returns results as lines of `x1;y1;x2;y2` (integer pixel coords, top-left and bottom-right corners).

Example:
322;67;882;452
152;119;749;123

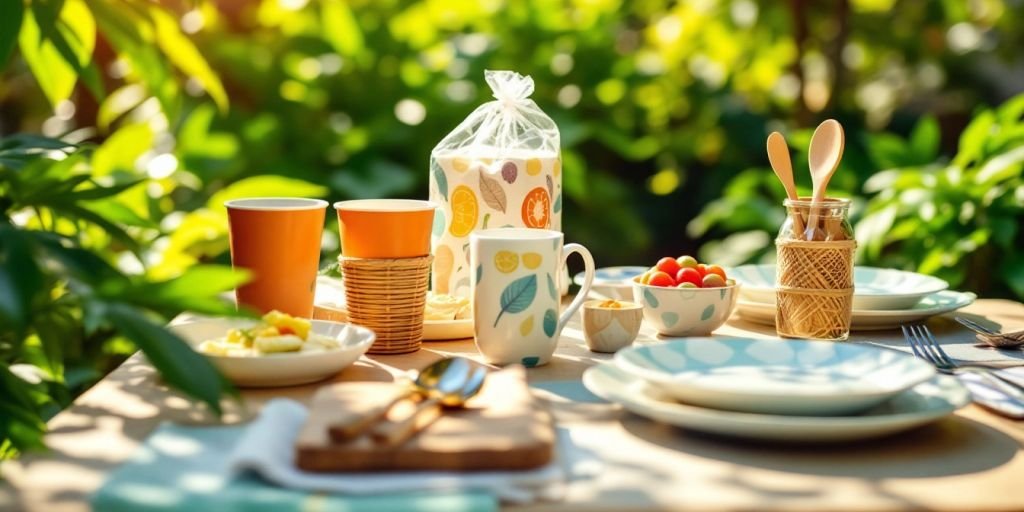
334;199;437;258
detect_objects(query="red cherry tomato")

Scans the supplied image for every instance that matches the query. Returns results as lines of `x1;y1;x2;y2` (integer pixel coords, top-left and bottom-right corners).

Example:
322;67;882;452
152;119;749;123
648;271;675;287
675;267;703;287
655;257;681;278
694;264;708;277
705;265;727;280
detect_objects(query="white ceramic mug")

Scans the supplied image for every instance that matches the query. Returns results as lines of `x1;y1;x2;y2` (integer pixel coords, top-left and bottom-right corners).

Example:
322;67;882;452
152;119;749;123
470;228;595;366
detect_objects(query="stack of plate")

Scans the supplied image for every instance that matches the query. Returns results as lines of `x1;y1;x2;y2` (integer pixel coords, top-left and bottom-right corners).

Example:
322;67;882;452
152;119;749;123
728;265;976;330
583;338;970;442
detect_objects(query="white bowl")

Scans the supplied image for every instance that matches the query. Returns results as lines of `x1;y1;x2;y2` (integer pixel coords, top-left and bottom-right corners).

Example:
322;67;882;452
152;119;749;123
575;266;648;300
631;279;739;336
730;264;949;310
171;318;375;387
614;338;937;416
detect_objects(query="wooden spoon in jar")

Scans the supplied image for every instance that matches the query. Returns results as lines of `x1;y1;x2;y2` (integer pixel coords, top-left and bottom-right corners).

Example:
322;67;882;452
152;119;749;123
766;132;805;237
805;119;845;240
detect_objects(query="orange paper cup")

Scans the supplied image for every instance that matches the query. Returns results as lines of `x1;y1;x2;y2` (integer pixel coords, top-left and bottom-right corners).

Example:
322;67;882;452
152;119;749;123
226;198;328;317
334;199;437;258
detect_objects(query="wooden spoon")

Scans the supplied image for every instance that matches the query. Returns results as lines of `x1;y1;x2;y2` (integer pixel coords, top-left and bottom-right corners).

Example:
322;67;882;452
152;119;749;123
805;119;845;240
766;132;805;237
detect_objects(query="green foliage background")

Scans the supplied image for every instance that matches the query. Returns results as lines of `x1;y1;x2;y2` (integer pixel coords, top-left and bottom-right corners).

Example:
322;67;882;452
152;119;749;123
1;0;1024;454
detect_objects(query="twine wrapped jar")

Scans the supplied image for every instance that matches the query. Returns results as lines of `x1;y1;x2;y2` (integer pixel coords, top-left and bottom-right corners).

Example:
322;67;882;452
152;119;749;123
775;198;856;340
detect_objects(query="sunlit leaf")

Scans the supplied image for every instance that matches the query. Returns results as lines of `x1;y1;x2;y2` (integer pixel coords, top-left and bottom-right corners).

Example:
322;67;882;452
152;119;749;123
149;7;227;112
321;0;364;58
91;123;153;176
18;0;97;107
123;265;250;317
207;176;328;212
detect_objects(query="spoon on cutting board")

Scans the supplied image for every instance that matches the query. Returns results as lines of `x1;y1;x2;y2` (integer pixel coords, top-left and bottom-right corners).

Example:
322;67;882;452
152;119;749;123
371;359;487;447
805;119;845;240
328;357;475;442
766;131;805;236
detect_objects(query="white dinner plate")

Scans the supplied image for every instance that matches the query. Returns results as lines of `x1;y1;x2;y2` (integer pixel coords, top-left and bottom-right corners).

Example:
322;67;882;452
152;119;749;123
614;338;935;416
422;318;474;340
583;362;968;443
734;290;976;331
729;265;949;310
575;266;648;300
172;318;374;387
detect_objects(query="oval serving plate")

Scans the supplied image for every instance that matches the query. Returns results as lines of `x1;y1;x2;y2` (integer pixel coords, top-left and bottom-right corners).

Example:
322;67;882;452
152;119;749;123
734;290;976;331
584;362;968;443
730;264;949;310
614;338;936;416
172;317;374;387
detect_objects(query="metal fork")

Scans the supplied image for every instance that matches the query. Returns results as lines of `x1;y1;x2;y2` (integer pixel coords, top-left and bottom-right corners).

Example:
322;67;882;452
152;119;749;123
902;324;1024;395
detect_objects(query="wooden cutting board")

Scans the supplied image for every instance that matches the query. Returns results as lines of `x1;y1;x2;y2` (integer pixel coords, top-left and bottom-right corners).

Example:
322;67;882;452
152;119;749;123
294;365;555;472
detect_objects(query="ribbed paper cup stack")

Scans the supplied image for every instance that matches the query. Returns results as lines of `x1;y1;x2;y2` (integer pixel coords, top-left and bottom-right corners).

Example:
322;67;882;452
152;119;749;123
340;255;432;354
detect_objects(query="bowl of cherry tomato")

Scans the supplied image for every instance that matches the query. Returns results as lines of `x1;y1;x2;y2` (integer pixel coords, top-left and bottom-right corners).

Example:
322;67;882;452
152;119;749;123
631;256;740;336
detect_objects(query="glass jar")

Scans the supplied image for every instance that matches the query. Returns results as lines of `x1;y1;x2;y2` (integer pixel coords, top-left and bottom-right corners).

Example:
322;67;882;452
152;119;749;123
775;198;856;340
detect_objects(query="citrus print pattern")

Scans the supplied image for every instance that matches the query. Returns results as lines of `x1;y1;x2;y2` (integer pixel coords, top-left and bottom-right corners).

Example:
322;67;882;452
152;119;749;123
494;250;519;273
452;157;471;172
521;187;551;228
526;158;542;176
429;153;561;296
433;244;455;293
522;252;542;269
449;185;478;237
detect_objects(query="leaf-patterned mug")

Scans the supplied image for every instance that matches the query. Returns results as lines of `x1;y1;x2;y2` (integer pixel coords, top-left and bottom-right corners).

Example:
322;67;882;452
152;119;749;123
470;228;595;367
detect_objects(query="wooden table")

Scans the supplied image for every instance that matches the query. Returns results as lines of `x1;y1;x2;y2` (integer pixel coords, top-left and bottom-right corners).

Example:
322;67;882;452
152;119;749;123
2;300;1024;511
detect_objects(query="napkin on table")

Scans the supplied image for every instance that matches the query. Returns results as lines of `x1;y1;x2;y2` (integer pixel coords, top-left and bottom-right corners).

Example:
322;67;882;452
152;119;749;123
91;416;496;512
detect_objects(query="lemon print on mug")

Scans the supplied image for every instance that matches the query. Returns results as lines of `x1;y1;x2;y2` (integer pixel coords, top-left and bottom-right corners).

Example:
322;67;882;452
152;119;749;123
522;252;542;269
494;250;519;273
449;185;479;237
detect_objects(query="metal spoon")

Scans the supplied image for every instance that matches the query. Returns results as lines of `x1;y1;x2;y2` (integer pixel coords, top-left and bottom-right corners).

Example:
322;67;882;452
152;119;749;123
372;358;487;446
767;131;805;237
805;119;845;240
328;357;473;442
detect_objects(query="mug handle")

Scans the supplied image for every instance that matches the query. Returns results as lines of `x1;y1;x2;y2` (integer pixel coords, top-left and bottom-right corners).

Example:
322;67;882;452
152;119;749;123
558;243;595;334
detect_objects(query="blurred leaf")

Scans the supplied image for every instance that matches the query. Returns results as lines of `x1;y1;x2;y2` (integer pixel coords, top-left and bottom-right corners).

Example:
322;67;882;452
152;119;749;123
0;0;23;66
122;266;250;317
1002;254;1024;299
104;304;231;415
149;7;227;112
975;146;1024;187
909;116;940;161
953;109;995;168
321;0;364;58
207;176;328;211
331;159;414;199
91;123;152;176
96;84;147;131
18;0;97;106
0;227;43;336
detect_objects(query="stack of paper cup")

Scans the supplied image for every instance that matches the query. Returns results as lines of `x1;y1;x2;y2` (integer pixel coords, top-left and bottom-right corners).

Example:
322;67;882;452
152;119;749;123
334;200;437;354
